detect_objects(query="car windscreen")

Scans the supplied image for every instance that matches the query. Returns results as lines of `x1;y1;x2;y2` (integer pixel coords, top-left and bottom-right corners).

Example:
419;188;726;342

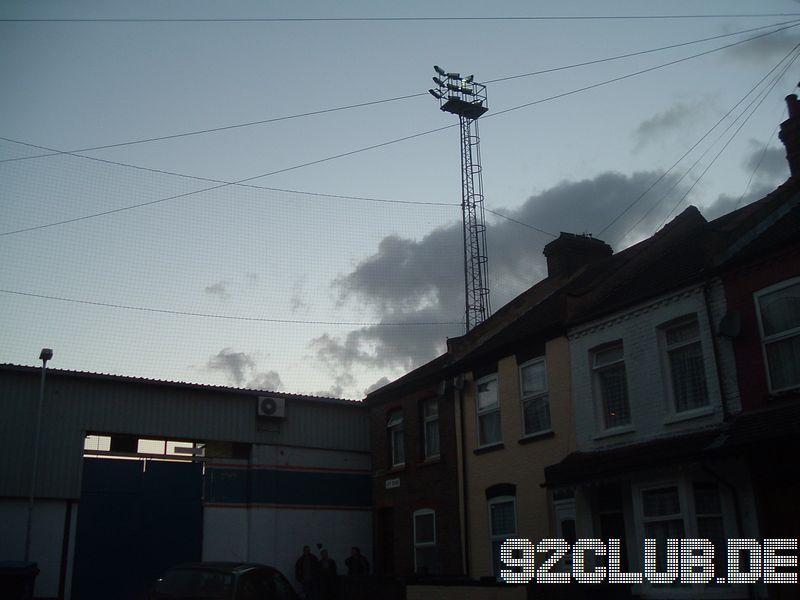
153;568;235;599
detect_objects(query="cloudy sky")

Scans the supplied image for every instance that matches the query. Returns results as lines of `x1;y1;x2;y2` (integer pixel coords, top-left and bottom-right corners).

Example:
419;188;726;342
1;0;797;398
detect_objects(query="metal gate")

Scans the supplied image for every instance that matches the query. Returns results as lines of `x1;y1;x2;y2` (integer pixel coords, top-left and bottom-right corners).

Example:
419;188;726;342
71;458;203;600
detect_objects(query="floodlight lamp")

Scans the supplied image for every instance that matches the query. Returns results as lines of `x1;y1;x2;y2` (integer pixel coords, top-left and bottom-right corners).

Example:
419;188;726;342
39;348;53;362
432;77;445;87
434;65;446;76
447;72;461;79
446;83;461;92
464;75;474;83
429;89;443;99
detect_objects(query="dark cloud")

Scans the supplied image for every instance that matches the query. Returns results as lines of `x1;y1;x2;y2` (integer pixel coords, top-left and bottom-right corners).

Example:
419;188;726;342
723;29;797;63
204;280;230;298
311;171;688;380
633;103;700;149
698;143;790;219
314;372;356;398
207;347;283;390
290;278;308;313
365;376;391;395
743;143;788;183
246;370;283;391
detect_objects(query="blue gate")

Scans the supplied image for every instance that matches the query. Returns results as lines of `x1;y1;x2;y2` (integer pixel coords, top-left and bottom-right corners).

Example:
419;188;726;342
71;458;203;600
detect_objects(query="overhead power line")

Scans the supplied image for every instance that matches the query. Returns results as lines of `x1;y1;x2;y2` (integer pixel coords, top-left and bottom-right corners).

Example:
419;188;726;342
2;19;795;164
0;289;464;326
597;42;800;240
654;49;800;230
487;21;800;120
3;13;800;22
2;23;796;238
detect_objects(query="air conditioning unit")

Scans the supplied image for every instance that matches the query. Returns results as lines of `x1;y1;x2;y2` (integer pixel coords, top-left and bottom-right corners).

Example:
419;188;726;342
257;396;286;418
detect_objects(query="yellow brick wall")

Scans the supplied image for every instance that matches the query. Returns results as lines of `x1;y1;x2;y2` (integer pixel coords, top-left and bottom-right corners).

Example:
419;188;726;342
462;336;575;578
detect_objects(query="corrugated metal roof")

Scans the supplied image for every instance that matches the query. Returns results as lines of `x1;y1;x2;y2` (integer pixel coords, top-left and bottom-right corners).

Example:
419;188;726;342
1;364;363;405
0;365;368;499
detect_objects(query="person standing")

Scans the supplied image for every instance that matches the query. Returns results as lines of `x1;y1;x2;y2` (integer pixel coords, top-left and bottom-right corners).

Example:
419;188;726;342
318;549;338;600
295;545;320;600
344;546;370;576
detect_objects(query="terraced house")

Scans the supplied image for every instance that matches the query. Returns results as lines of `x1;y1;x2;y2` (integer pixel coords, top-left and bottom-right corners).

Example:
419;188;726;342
366;94;800;600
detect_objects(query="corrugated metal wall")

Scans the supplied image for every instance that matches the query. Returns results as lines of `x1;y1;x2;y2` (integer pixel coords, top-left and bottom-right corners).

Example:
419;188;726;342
0;367;368;499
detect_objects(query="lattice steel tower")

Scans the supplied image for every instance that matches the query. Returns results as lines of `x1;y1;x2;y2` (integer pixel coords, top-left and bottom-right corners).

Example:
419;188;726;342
430;66;491;332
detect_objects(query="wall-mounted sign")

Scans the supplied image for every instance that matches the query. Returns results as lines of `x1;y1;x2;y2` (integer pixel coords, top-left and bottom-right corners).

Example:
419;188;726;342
385;478;400;489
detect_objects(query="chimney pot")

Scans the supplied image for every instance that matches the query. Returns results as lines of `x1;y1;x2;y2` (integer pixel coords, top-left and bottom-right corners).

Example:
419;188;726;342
543;232;612;278
780;93;800;179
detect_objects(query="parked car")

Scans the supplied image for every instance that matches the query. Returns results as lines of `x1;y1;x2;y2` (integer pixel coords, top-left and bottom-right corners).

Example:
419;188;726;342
150;562;299;600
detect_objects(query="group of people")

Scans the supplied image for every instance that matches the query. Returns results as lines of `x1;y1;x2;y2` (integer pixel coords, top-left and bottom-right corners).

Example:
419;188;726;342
294;545;370;600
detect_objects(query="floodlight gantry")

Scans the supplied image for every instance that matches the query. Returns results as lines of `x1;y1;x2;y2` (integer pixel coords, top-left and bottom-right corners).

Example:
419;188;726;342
429;66;491;332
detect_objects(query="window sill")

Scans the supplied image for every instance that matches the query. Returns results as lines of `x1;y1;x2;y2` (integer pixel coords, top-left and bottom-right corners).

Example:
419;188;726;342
418;456;442;468
388;464;406;473
473;442;504;455
592;425;634;440
662;405;714;425
518;430;555;445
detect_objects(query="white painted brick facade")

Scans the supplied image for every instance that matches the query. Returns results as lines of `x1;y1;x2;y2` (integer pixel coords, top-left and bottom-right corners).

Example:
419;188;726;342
568;282;731;451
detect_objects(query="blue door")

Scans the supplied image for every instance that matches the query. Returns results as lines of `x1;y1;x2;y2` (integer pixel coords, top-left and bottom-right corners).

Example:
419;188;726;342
71;458;203;600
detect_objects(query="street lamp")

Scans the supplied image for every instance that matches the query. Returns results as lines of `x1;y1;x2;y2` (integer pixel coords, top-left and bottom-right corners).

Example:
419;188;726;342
24;348;52;562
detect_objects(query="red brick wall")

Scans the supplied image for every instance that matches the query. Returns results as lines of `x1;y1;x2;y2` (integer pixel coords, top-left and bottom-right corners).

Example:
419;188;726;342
722;244;800;410
369;384;465;577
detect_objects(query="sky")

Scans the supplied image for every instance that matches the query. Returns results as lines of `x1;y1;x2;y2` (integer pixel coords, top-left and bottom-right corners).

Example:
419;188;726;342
1;0;798;399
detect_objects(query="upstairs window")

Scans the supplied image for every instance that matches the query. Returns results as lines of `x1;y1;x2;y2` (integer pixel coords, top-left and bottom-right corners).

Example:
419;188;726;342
663;317;709;412
387;410;405;467
476;375;501;446
755;278;800;392
519;358;551;435
592;342;630;429
422;398;440;459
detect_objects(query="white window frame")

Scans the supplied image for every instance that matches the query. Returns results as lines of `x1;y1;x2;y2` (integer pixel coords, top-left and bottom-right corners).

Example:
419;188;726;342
754;276;800;393
660;316;710;415
413;508;436;574
519;357;551;437
387;410;405;468
488;495;517;580
591;341;631;431
422;398;440;460
476;374;501;447
632;478;731;596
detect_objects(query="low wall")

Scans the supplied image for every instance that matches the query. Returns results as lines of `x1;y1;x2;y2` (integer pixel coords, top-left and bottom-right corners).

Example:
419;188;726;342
406;584;526;600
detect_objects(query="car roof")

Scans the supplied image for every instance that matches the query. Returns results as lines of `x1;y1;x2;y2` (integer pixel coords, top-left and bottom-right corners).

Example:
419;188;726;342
166;562;276;575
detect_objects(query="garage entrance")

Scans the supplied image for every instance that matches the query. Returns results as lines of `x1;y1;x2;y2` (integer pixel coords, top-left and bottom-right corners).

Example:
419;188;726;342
71;457;203;600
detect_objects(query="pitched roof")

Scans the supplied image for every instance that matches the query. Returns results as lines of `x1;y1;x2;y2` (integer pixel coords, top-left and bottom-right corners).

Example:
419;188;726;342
366;174;799;400
0;363;361;407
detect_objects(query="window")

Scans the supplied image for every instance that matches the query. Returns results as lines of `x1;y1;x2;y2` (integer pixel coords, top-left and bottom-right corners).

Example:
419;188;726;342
387;410;404;467
519;358;550;435
413;509;437;574
638;481;726;579
422;398;440;459
694;482;726;579
755;278;800;392
663;317;709;412
488;496;517;579
476;375;501;446
641;486;685;573
592;342;630;429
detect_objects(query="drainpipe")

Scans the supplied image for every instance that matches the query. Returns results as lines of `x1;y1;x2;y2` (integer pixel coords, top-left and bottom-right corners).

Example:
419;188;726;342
455;376;471;578
702;281;729;421
701;463;753;600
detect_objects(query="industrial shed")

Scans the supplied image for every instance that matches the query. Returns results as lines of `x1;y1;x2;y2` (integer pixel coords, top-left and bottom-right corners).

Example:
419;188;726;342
0;364;370;600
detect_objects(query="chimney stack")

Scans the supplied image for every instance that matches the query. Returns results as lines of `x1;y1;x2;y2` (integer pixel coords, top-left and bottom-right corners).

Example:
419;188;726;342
543;232;613;278
779;90;800;180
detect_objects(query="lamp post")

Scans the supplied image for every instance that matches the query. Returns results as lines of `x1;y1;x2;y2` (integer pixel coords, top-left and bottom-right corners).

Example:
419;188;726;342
24;348;52;562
